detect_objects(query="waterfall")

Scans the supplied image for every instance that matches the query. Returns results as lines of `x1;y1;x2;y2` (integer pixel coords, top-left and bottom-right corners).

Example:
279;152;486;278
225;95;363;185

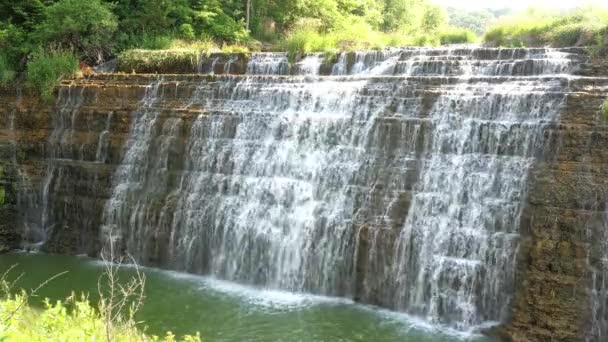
589;203;608;341
247;53;290;75
389;79;567;329
95;112;114;163
98;47;578;331
101;79;173;257
294;54;324;75
32;86;86;247
7;89;37;246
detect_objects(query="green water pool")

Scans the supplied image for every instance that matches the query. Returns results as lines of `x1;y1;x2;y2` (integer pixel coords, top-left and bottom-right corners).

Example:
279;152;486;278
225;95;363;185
0;253;494;341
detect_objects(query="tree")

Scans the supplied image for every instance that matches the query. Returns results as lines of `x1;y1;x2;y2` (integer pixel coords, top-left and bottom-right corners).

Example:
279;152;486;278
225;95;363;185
421;5;446;32
33;0;118;62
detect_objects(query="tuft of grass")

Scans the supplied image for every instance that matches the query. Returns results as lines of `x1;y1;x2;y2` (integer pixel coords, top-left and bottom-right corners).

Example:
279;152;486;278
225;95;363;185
117;49;202;73
439;27;477;45
26;50;78;102
603;98;608;121
116;40;252;73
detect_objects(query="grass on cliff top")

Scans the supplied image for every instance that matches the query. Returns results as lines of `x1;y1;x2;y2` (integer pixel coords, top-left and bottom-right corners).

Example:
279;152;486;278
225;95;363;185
483;6;608;47
116;39;252;73
280;18;477;61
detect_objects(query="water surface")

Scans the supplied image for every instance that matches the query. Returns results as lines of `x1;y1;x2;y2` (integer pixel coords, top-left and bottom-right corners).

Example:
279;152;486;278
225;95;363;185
0;253;493;341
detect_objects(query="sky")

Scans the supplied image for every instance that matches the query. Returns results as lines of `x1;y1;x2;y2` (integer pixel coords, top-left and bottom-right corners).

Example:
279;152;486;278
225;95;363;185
430;0;607;10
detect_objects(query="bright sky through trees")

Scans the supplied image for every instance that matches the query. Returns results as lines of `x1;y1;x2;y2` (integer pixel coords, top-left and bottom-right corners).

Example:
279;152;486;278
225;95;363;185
431;0;607;9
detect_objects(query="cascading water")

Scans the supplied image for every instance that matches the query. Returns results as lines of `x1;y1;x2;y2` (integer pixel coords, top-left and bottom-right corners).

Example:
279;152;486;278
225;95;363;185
246;53;290;75
101;80;166;257
589;204;608;341
294;54;324;75
7;89;38;246
95;112;114;163
97;46;579;332
32;86;86;247
390;78;567;329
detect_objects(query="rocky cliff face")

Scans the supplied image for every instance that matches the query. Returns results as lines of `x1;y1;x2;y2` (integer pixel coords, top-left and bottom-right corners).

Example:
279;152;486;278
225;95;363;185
505;65;608;341
0;48;607;341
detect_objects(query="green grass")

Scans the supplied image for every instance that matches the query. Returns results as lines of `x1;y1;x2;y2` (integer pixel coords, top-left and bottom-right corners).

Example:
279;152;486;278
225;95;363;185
439;27;478;45
0;294;200;341
279;19;468;61
25;50;78;102
116;39;252;73
603;98;608;121
483;7;608;47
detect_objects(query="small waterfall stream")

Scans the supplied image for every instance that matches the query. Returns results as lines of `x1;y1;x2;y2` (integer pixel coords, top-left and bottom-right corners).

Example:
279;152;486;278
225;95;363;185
38;47;584;332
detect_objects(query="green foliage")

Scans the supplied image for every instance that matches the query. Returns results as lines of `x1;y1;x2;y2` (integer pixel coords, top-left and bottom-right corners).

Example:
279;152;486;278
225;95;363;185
0;294;201;341
447;7;503;35
0;23;29;68
603;98;608;121
33;0;118;62
484;6;608;48
0;54;16;86
439;27;478;45
26;50;78;102
179;24;196;41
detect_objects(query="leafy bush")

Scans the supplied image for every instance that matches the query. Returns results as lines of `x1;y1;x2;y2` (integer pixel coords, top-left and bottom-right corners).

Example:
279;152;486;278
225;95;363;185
179;24;196;41
33;0;118;62
0;293;200;341
439;28;477;45
26;50;78;101
0;54;16;86
281;15;453;61
0;23;29;68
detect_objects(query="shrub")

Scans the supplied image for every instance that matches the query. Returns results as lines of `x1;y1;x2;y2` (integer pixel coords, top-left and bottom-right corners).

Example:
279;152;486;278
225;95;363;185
603;98;608;121
0;24;28;68
282;29;336;60
179;24;196;41
0;54;16;86
26;50;78;102
33;0;118;62
0;293;200;341
439;27;477;45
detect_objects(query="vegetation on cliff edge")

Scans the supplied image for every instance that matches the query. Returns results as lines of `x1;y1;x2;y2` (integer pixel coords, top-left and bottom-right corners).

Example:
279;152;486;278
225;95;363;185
2;1;608;99
483;6;608;48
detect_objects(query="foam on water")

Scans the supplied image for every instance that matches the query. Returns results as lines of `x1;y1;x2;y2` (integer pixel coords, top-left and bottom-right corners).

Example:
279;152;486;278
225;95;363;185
84;256;487;340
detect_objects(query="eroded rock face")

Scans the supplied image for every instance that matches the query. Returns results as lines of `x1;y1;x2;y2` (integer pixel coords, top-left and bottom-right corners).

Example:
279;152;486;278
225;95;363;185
0;48;607;341
504;72;608;341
